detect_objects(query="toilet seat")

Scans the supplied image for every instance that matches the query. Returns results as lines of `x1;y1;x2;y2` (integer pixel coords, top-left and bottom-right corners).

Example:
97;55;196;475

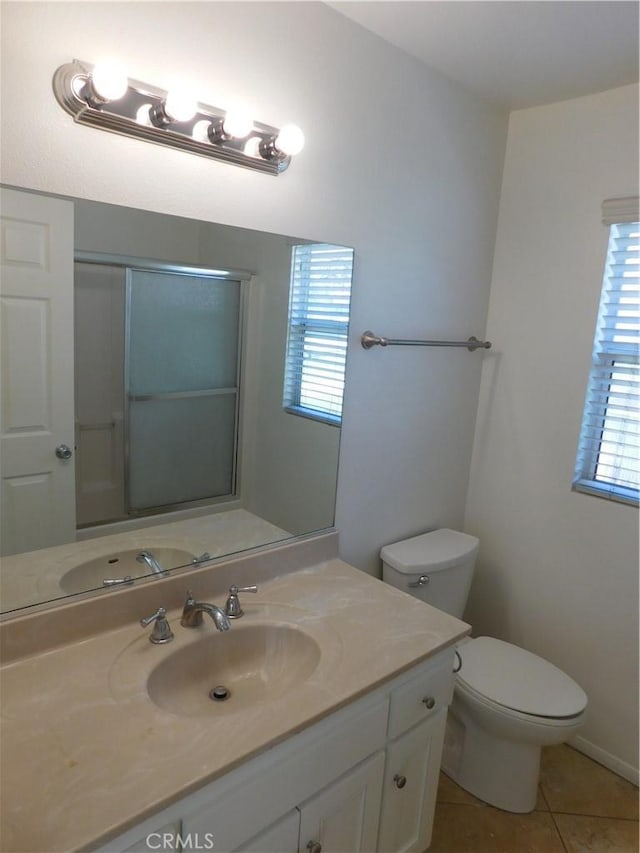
456;637;587;719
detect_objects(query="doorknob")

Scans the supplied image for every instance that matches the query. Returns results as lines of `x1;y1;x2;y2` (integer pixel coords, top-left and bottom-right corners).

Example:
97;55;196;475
55;444;73;460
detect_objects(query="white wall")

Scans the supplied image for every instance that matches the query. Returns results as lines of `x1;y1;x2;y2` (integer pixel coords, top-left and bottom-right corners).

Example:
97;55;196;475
0;1;508;575
464;84;639;779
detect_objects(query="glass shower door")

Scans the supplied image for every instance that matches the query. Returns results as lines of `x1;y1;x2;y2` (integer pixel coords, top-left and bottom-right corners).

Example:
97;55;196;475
126;269;241;512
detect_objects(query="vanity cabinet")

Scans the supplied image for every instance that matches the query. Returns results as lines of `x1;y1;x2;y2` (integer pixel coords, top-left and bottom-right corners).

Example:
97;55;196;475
98;649;454;853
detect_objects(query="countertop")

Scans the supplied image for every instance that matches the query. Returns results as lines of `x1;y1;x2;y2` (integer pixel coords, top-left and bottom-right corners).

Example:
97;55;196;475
0;557;468;852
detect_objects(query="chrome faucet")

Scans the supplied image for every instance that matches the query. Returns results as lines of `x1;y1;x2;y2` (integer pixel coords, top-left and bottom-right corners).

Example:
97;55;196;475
140;607;174;644
180;591;231;631
224;584;258;618
136;550;169;578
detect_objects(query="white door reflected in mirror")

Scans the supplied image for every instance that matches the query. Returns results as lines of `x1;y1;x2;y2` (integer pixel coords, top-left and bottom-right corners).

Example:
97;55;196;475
0;188;76;556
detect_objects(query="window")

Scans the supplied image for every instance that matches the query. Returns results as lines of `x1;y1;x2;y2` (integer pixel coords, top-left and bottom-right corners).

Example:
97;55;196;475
573;198;639;505
283;243;354;425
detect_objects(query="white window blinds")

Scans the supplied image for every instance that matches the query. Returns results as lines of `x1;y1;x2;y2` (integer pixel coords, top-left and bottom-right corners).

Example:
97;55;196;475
283;243;354;424
573;200;639;505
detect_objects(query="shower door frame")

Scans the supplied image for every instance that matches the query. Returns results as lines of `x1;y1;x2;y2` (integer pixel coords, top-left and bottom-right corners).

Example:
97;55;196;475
75;251;251;522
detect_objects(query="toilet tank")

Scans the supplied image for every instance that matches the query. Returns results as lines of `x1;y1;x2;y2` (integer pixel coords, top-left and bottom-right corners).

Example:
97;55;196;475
380;528;479;619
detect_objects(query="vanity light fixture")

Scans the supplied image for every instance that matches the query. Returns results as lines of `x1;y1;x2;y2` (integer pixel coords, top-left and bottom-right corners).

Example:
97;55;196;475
53;59;304;175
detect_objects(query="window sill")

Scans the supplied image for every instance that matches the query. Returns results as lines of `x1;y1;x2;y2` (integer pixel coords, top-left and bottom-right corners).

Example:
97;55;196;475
284;405;341;427
572;479;639;507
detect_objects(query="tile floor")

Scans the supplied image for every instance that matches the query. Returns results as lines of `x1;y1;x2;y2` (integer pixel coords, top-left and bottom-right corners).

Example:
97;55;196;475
430;744;639;852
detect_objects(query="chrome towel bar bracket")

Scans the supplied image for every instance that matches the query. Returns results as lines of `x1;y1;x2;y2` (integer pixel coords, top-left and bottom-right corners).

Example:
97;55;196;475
361;330;491;351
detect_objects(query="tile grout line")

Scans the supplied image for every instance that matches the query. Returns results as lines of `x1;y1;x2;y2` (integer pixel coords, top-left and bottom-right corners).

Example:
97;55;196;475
538;780;570;852
538;782;551;813
547;807;571;853
436;797;640;823
549;811;640;821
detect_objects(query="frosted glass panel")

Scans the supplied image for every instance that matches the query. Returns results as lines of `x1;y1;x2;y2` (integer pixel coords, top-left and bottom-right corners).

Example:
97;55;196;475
128;271;240;394
128;394;236;510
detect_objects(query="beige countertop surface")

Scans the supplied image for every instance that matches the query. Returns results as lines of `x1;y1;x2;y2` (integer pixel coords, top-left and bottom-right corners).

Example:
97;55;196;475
0;558;468;853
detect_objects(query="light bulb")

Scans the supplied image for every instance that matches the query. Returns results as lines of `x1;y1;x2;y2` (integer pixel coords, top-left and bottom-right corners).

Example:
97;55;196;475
222;108;253;139
164;89;197;123
275;124;304;157
243;136;261;158
192;120;212;142
90;61;128;101
136;103;153;125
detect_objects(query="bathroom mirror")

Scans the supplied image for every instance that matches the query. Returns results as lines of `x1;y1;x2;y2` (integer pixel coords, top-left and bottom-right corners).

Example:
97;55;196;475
0;187;353;615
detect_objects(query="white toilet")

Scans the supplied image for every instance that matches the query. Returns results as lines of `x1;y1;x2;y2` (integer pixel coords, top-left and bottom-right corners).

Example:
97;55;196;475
381;528;587;813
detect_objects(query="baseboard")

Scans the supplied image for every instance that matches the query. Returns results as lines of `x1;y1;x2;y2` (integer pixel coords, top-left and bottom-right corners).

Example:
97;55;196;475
570;734;639;786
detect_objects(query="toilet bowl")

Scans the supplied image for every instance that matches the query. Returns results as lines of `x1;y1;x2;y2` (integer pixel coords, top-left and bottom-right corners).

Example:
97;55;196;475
381;529;588;813
443;636;587;812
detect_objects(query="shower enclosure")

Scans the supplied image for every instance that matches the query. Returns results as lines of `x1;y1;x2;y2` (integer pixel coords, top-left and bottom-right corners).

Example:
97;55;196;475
74;260;243;527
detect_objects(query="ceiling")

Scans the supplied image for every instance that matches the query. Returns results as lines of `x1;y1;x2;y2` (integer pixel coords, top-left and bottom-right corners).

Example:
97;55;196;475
328;1;640;109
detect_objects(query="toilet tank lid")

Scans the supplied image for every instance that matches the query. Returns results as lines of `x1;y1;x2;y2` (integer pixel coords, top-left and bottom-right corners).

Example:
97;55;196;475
380;528;479;574
457;637;588;718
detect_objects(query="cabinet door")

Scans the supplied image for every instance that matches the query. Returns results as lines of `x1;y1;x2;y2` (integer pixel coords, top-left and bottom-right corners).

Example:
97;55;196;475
298;751;385;853
235;810;299;852
377;709;447;853
184;800;298;853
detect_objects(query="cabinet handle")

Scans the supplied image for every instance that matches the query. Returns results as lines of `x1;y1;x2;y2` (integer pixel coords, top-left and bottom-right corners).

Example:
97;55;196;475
422;696;436;709
307;842;322;853
393;774;407;789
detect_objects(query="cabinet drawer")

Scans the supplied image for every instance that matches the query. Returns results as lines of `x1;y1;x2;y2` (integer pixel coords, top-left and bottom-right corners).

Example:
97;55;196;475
388;652;454;739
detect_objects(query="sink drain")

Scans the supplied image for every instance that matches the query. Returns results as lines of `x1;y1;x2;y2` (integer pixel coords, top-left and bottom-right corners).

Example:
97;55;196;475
209;685;230;702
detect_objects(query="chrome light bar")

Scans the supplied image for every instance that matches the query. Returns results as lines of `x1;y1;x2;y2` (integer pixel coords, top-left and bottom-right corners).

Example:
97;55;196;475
53;60;304;176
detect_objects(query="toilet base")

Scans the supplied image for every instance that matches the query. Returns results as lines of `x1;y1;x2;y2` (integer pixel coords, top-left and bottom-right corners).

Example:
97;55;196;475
441;704;541;813
440;668;586;814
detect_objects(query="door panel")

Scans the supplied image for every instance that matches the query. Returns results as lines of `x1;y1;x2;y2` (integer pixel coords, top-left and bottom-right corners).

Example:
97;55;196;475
299;752;385;853
235;809;299;852
0;188;75;555
126;268;241;512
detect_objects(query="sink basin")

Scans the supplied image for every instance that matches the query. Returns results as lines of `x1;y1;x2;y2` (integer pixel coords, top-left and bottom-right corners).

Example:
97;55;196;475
59;548;195;593
146;623;321;716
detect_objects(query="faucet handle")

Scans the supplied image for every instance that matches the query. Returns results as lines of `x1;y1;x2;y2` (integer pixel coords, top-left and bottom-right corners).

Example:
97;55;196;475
140;607;174;644
224;584;258;619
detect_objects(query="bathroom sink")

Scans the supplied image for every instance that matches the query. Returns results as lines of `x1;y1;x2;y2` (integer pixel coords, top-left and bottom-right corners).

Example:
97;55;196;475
146;623;322;716
59;548;195;593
